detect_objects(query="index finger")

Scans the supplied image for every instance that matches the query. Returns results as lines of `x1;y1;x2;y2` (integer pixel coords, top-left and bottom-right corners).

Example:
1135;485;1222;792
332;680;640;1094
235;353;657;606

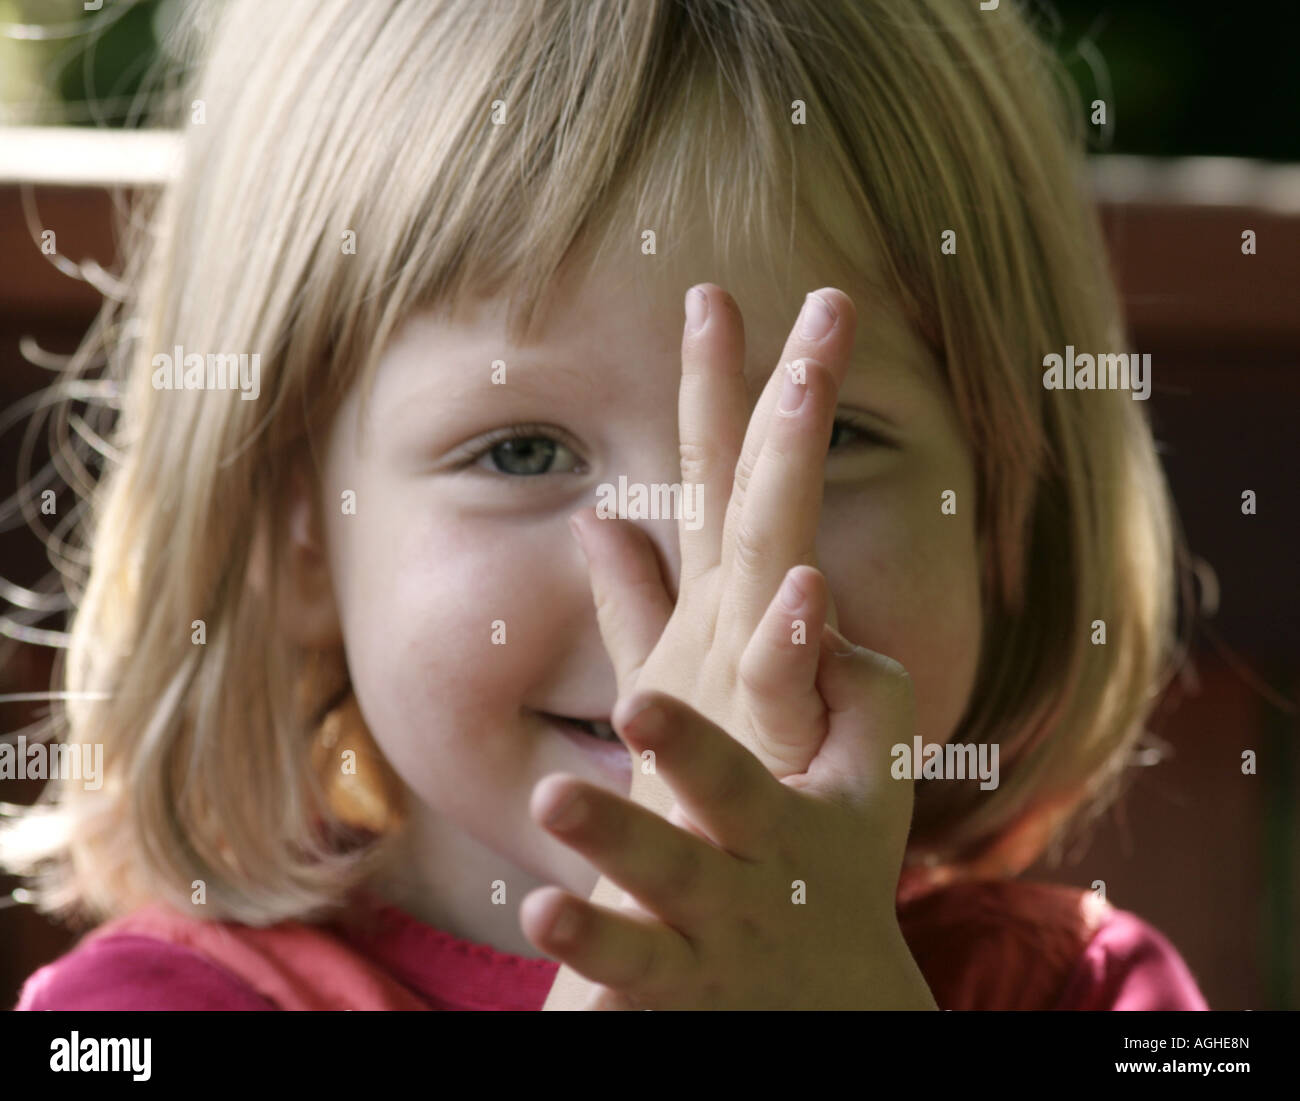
613;690;790;861
677;284;749;588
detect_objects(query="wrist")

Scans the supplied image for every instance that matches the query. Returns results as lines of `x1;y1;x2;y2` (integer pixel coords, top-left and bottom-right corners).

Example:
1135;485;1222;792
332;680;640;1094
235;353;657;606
842;923;938;1010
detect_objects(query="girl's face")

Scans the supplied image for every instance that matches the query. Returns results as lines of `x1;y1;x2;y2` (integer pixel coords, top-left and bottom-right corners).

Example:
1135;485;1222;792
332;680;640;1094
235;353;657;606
317;245;983;919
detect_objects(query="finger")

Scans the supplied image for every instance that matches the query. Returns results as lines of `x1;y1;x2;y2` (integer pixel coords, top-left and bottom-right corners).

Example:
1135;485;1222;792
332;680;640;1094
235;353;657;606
720;289;855;553
539;962;640;1011
571;506;674;698
677;284;749;588
736;564;831;777
719;289;857;642
797;623;916;812
613;690;790;860
520;885;694;1006
583;987;640;1011
538;962;616;1011
531;773;737;929
716;357;838;644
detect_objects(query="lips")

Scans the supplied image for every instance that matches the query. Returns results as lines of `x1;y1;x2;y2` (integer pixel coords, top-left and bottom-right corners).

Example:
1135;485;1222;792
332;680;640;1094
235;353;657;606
541;713;620;743
540;711;631;783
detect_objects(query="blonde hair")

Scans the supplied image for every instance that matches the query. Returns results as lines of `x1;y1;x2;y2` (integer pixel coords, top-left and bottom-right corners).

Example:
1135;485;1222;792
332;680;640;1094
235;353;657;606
1;0;1188;925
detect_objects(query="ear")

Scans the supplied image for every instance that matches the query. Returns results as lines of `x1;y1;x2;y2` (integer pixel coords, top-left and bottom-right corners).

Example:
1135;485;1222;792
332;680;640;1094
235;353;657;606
259;456;344;648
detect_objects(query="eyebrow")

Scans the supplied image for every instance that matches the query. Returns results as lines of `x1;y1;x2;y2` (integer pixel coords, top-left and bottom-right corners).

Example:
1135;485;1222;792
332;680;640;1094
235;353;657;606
406;353;608;402
489;358;605;395
380;353;618;438
833;341;947;424
386;332;940;436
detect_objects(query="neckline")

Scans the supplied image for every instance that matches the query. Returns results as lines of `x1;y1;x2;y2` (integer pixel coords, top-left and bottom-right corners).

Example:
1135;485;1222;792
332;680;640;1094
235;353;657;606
329;889;560;1010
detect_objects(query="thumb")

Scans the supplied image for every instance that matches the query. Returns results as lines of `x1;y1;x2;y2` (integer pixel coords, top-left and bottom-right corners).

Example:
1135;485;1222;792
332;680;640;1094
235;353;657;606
569;507;674;700
810;623;915;804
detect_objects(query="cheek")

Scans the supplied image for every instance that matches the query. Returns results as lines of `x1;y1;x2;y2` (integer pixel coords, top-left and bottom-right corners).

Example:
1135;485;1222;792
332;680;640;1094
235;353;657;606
820;484;983;744
325;501;562;798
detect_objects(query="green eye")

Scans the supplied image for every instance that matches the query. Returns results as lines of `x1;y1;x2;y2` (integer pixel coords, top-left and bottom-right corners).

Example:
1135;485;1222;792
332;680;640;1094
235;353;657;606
467;426;585;476
460;415;886;476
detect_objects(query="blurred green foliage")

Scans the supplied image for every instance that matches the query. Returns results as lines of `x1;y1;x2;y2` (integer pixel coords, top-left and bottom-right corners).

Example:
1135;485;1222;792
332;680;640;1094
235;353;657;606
1045;2;1298;161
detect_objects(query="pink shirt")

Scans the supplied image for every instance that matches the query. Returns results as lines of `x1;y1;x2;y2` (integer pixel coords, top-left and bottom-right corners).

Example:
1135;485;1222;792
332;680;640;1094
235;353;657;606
13;879;1208;1011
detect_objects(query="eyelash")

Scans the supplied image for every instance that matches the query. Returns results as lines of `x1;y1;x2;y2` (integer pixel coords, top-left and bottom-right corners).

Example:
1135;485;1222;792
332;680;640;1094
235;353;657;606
827;412;895;453
459;414;893;476
458;424;589;475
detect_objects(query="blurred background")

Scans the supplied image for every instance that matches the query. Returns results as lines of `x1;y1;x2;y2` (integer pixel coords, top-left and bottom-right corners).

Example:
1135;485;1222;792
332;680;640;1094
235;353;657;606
1;0;1297;1009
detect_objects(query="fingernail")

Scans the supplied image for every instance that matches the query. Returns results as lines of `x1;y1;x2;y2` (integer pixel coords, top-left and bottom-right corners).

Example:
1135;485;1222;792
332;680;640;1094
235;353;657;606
777;363;808;415
545;790;587;831
797;292;836;341
685;286;709;335
823;623;857;657
550;903;580;943
779;571;804;610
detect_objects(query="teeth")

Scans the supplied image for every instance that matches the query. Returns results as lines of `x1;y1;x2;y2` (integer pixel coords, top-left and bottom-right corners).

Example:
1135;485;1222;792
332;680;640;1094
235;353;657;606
548;713;620;743
587;721;617;742
562;716;618;742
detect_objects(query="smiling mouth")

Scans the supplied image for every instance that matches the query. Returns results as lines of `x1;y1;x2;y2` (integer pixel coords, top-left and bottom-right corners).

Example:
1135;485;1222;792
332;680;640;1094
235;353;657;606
542;713;621;744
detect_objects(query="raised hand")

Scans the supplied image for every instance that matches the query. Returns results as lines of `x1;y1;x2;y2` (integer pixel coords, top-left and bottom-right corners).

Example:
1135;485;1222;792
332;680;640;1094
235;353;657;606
525;285;932;1010
575;284;859;790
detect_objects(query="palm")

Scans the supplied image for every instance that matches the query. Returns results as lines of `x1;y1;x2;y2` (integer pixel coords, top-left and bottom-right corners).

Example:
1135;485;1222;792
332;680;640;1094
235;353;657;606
541;284;860;1009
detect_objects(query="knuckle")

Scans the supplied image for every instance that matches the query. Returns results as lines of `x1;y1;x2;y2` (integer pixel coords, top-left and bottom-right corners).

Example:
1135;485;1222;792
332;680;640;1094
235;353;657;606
736;648;770;698
658;842;702;899
602;798;634;847
733;911;767;950
707;758;751;813
678;440;710;484
629;932;660;993
730;520;765;579
731;449;756;497
762;785;799;844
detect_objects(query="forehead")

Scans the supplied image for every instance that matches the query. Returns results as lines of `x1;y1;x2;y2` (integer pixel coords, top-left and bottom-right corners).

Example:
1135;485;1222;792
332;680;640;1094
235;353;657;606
522;234;946;409
383;227;947;428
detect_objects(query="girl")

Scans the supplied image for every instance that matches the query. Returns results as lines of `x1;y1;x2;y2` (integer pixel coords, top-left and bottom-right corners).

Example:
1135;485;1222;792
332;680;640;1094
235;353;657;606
4;0;1207;1010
